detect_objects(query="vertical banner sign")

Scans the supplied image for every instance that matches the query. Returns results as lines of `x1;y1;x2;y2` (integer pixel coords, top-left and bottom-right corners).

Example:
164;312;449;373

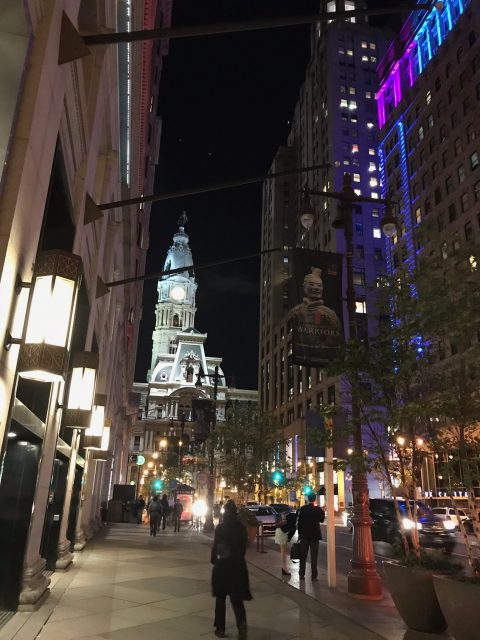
290;248;343;367
192;399;214;443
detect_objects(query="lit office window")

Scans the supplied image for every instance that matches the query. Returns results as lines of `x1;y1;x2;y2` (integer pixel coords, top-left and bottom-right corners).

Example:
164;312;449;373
371;192;379;200
349;100;357;110
370;42;376;50
356;300;367;314
353;173;361;182
340;98;348;108
347;49;354;56
373;227;381;238
362;55;369;62
352;144;359;153
345;0;356;23
367;122;374;128
361;41;368;49
368;162;376;171
349;87;356;95
354;189;362;196
365;91;372;99
370;177;378;187
369;148;375;156
426;91;432;105
370;56;377;63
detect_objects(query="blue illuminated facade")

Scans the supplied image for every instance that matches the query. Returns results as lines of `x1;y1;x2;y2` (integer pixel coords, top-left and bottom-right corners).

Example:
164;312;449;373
377;0;474;276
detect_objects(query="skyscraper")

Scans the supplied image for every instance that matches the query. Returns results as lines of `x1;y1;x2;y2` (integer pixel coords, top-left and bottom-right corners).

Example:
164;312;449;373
259;0;392;506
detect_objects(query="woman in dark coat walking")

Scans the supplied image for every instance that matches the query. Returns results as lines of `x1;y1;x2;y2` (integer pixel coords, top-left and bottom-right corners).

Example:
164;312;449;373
211;500;252;639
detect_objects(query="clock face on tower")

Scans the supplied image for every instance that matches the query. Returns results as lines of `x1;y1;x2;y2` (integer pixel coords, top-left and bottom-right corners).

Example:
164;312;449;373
170;285;186;302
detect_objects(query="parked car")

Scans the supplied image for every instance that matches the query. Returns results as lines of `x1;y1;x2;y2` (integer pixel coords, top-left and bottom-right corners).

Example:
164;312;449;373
431;506;469;529
270;503;294;516
369;498;456;555
246;505;277;535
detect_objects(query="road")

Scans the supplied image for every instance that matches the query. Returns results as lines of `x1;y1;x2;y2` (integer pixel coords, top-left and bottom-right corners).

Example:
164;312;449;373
261;525;474;575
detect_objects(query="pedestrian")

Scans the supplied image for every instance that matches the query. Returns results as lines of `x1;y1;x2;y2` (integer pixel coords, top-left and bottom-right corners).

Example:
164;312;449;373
160;494;169;530
137;495;146;524
172;498;183;532
148;495;162;536
211;499;251;639
274;510;297;576
297;493;325;581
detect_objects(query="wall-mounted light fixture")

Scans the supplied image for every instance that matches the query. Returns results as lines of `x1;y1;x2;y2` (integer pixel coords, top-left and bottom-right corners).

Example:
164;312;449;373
82;394;106;449
63;352;98;428
90;421;111;460
9;251;83;382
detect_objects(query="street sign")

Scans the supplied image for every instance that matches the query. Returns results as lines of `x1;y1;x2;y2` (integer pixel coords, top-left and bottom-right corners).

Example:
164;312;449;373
136;455;145;465
128;454;137;463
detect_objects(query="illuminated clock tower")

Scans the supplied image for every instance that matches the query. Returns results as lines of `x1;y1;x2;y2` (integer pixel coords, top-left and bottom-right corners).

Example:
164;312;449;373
148;213;197;379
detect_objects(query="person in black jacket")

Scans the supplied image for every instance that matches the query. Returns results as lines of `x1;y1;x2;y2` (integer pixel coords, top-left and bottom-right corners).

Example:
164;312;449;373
211;500;252;639
297;493;325;581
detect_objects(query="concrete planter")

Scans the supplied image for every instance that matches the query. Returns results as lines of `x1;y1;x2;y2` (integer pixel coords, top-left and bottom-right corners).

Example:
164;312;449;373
434;575;480;640
383;561;447;633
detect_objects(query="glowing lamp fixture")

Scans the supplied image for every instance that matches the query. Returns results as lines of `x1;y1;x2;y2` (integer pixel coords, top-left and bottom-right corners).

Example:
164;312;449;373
83;394;107;449
64;352;98;428
16;251;83;382
381;205;398;239
300;190;315;231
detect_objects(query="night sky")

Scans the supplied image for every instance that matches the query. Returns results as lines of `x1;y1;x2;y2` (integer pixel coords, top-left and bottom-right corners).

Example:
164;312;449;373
134;0;400;390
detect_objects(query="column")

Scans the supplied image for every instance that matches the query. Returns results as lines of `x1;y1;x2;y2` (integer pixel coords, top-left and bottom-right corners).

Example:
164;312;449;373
19;382;61;609
74;452;96;550
56;429;80;570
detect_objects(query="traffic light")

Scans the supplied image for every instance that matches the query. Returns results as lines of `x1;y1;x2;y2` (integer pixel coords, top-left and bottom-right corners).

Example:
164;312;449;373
152;479;163;491
272;470;285;485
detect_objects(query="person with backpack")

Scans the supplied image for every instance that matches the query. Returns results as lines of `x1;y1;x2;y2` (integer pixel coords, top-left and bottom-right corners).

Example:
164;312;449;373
148;495;162;536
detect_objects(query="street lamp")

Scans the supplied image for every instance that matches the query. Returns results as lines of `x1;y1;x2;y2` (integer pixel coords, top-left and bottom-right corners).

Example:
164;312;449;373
195;364;220;532
7;250;83;382
83;394;107;449
64;352;99;429
299;172;397;599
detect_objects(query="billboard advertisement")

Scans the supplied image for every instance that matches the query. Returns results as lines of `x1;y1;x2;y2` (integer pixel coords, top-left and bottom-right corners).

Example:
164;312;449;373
290;248;343;367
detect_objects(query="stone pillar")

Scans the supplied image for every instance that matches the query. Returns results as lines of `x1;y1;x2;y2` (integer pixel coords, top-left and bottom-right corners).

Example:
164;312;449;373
89;459;105;532
56;429;80;570
74;452;96;550
19;381;61;610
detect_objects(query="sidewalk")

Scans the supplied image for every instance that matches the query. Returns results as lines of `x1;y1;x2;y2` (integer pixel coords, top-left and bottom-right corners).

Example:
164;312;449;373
246;537;452;640
0;523;412;640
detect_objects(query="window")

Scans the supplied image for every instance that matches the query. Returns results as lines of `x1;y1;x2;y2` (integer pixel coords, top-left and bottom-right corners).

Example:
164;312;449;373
370;56;377;63
355;223;364;236
355;299;367;314
370;42;376;50
352;144;359;153
428;114;434;129
426;90;432;105
370;177;378;187
465;220;473;241
367;121;374;129
448;203;456;222
340;98;348;108
349;86;356;95
361;41;367;49
441;241;448;259
365;91;372;99
372;207;379;218
442;150;449;168
340;85;347;93
445;176;454;194
461;192;469;213
373;227;381;238
435;77;441;92
353;268;366;285
349;100;357;110
470;151;479;170
463;97;472;116
434;187;442;205
369;148;375;156
454;137;463;155
418;126;424;141
362;55;369;62
357;244;364;258
440;125;448;143
467;124;476;142
347;49;354;57
353;173;361;182
451;111;458;129
368;161;376;172
437;213;445;232
458;165;466;183
415;207;422;223
474;180;480;202
371;192;379;199
374;248;383;261
432;162;438;179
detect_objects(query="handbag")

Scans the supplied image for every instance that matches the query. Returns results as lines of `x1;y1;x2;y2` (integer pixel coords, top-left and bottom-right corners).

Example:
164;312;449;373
290;541;301;562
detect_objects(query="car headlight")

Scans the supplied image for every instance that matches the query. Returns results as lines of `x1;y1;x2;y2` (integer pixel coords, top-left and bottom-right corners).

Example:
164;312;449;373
443;520;456;531
402;518;422;530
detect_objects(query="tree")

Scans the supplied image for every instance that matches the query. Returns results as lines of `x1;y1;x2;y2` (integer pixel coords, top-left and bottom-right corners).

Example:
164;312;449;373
215;407;286;503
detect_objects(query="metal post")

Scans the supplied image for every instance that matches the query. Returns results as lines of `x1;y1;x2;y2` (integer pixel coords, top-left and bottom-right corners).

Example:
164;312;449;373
203;365;219;532
341;174;383;599
325;418;336;588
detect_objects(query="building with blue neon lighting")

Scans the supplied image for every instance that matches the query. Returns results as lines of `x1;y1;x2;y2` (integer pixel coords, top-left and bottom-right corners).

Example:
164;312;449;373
377;0;480;500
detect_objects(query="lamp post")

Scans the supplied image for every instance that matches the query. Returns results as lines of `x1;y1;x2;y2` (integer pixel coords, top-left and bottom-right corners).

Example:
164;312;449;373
196;364;220;532
299;172;397;599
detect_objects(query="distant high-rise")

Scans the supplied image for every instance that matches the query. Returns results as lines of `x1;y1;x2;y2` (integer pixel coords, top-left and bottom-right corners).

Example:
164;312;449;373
259;0;392;507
